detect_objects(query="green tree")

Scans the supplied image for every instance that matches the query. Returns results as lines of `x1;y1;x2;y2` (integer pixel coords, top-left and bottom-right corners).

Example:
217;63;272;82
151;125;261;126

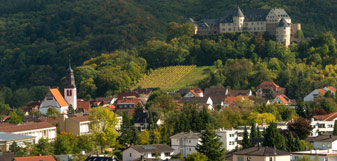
47;108;60;119
8;112;23;124
196;125;225;161
185;153;208;161
118;111;137;147
32;138;54;155
54;132;75;155
74;135;95;154
138;129;150;145
297;156;313;161
263;122;287;150
68;104;75;115
250;123;257;139
242;126;252;149
9;142;22;155
89;106;119;152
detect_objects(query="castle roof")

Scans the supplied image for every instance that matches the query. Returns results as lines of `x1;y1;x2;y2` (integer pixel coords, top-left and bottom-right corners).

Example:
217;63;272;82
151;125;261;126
278;18;289;27
234;7;244;17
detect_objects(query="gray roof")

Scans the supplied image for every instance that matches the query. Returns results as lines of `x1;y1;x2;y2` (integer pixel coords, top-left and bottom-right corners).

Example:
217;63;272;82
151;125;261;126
273;8;289;18
178;97;210;104
306;135;337;142
278;18;289;27
234;146;290;156
130;144;174;153
0;132;35;142
234;7;244;17
170;131;201;139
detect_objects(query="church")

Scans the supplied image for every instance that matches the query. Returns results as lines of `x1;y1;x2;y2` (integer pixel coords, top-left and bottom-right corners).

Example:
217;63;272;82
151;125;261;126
189;7;302;47
39;64;77;114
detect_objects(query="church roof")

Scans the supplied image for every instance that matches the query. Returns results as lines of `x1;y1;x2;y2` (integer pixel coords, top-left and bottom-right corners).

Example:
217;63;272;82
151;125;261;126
50;88;68;107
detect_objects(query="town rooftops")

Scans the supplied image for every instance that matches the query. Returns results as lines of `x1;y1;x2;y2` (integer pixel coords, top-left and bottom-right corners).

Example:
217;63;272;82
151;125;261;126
257;81;280;90
85;156;119;161
234;146;290;156
326;86;337;93
227;89;251;97
13;155;56;161
178;97;210;104
204;88;227;96
130;144;174;153
118;92;139;99
69;115;89;122
306;135;337;142
0;132;35;141
313;112;337;121
49;88;68;107
0;122;55;133
170;131;201;139
317;88;328;95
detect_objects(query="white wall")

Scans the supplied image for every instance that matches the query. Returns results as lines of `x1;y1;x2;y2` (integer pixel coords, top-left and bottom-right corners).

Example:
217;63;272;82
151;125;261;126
304;89;320;102
64;88;77;110
14;127;57;143
123;148;140;161
171;138;199;157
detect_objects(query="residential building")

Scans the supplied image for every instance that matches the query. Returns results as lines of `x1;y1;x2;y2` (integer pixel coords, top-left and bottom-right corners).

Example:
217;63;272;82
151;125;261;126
178;97;213;110
115;98;144;114
178;88;204;98
227;90;252;97
0;132;35;151
310;112;337;136
272;94;296;107
13;155;56;161
85;156;119;161
190;8;301;47
304;86;337;102
256;81;285;98
134;111;161;131
217;128;238;151
233;146;291;161
122;144;174;161
0;122;56;142
170;131;201;157
292;149;337;161
306;135;337;150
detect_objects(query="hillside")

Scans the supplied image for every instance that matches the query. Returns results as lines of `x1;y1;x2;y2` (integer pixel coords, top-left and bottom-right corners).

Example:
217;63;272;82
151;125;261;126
133;65;212;90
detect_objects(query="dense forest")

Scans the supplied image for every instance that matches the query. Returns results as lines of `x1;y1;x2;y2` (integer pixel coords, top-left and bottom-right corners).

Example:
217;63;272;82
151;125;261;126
1;0;337;108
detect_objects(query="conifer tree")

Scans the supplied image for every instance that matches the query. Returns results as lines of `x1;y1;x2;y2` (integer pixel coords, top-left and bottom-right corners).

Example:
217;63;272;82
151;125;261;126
196;125;225;161
263;122;287;150
333;120;337;136
257;127;261;137
242;126;252;149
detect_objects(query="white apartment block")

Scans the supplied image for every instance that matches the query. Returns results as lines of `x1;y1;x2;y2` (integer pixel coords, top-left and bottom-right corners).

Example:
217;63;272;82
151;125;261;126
170;131;201;157
306;135;337;150
293;149;337;161
123;144;173;161
0;122;56;143
310;112;337;137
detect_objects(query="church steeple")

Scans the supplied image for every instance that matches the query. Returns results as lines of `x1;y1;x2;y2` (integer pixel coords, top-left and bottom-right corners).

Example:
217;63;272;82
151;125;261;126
65;60;76;88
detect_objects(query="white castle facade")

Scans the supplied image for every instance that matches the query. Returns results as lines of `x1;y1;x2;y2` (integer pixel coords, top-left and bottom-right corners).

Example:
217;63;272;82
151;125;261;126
189;7;301;47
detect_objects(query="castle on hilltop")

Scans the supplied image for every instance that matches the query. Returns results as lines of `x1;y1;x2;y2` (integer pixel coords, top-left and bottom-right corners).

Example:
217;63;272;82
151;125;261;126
189;7;302;47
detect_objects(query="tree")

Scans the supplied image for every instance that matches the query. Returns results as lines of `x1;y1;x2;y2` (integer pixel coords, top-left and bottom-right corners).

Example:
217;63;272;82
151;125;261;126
185;153;208;161
263;122;287;150
32;138;54;155
8;112;23;124
54;132;75;155
89;106;119;153
138;129;150;145
47;108;59;119
334;120;337;136
74;135;95;154
250;123;258;139
288;118;313;140
118;111;137;147
9;142;22;155
242;126;252;149
196;125;225;161
68;104;75;115
297;156;313;161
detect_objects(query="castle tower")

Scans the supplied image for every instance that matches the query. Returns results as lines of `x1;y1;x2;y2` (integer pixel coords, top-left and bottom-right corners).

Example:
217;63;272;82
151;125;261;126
276;18;291;47
233;7;245;31
64;62;77;111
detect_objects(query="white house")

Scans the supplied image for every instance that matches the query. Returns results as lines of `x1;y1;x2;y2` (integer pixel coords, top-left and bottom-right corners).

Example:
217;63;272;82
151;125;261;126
304;87;336;102
306;135;337;150
293;149;337;161
310;112;337;137
216;128;238;151
170;131;201;157
0;132;35;151
123;144;174;161
0;122;56;143
233;146;291;161
178;97;214;110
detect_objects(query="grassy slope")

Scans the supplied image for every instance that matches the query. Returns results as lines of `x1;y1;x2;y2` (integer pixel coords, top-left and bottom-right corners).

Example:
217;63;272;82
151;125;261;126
134;65;213;90
168;66;214;90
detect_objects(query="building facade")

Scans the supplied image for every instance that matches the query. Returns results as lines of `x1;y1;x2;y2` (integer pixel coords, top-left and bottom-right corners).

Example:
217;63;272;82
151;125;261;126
190;7;301;47
123;144;174;161
170;131;201;157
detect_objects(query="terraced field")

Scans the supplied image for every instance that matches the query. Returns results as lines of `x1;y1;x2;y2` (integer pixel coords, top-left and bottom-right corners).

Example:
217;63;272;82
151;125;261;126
134;65;196;89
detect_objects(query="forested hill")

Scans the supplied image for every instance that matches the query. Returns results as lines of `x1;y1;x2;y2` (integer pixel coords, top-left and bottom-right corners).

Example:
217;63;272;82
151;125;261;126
0;0;337;89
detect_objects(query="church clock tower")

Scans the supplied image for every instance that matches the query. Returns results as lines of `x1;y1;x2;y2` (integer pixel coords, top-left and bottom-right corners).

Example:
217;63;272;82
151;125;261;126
64;63;77;111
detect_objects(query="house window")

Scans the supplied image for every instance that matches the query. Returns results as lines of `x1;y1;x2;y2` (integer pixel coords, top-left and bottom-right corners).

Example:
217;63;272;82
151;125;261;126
130;153;132;157
151;153;157;157
189;140;191;143
328;124;333;128
165;152;170;157
189;148;191;151
237;157;244;161
269;157;273;161
67;90;72;96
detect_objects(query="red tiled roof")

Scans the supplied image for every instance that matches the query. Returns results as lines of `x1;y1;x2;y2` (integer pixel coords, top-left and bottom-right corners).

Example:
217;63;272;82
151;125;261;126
49;88;68;107
223;97;238;104
38;118;58;123
317;88;327;95
313;112;337;121
189;89;200;97
117;99;142;105
327;86;337;93
277;94;289;104
77;99;91;112
257;81;280;91
69;115;89;122
0;122;55;133
108;105;116;110
14;155;56;161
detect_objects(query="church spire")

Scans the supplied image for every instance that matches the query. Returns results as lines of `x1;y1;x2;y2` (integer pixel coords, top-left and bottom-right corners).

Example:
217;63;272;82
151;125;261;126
66;58;76;88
